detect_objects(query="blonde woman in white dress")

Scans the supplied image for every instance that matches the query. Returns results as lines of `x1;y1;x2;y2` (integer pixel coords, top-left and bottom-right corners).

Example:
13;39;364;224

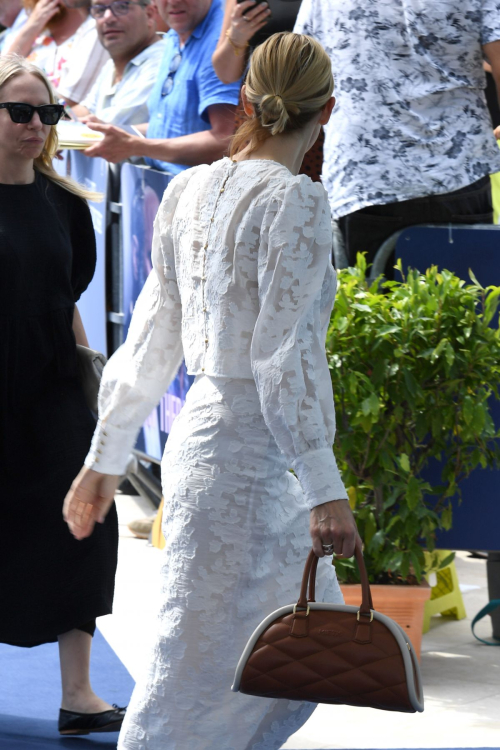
64;31;359;750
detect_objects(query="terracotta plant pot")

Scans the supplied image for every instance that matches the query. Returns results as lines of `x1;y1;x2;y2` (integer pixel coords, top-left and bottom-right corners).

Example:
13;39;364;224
340;582;431;660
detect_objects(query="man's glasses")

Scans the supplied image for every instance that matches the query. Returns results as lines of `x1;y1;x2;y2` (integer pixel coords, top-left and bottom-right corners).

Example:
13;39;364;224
0;102;65;125
90;0;146;19
161;53;182;97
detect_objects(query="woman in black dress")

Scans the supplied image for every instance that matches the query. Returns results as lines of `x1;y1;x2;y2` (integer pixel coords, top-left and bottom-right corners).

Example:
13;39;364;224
0;55;122;735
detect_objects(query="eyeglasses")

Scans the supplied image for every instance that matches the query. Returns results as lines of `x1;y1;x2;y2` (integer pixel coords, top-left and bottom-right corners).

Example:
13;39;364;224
90;0;146;19
161;53;182;97
0;102;64;125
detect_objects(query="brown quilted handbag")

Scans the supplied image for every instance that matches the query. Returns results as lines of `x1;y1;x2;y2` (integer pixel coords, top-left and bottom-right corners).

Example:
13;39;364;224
232;543;424;713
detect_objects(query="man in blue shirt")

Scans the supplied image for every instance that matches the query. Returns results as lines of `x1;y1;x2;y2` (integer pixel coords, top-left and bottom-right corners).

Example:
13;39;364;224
84;0;241;172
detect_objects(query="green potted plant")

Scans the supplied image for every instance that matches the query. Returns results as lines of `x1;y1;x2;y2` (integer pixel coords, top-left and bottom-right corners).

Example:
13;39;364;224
326;256;500;656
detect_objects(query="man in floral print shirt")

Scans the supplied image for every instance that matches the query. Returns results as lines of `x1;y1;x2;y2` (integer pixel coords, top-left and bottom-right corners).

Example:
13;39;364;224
295;0;500;268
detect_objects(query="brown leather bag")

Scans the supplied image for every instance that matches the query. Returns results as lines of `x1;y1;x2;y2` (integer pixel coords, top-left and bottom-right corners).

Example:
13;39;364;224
232;544;424;713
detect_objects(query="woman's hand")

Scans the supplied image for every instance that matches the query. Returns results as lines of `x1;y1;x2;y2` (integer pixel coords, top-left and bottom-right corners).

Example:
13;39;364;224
310;499;360;559
227;0;271;49
63;466;120;540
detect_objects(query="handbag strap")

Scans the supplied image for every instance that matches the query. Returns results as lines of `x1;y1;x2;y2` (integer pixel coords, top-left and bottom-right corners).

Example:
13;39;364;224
471;600;500;645
297;540;373;616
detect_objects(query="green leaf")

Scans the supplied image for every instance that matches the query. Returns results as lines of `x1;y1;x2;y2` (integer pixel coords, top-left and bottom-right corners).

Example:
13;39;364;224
370;530;386;552
471;403;486;434
441;505;453;531
399;453;410;473
432;339;448;362
484;289;500;326
468;269;483;289
438;551;456;570
364;512;377;546
463;396;474;425
406;476;421;511
444;341;455;368
361;393;380;418
409;550;423;582
403;370;418;397
378;325;400;336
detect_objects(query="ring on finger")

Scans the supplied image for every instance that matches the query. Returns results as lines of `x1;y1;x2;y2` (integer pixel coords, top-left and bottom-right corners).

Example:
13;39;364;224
321;543;335;555
242;14;251;21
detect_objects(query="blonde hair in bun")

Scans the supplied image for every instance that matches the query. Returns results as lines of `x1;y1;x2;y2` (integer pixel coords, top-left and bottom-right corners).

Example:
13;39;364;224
230;32;334;157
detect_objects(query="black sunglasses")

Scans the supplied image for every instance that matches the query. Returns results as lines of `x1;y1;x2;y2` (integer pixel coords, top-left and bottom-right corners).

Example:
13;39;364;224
0;102;65;125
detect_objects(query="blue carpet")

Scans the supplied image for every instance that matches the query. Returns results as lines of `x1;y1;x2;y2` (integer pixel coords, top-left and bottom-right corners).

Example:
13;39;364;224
0;629;134;748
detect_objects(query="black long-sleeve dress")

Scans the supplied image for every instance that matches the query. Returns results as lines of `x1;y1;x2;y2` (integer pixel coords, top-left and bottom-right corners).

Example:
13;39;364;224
0;171;118;647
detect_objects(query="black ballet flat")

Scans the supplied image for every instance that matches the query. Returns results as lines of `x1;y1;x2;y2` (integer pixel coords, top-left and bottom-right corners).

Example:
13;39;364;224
58;704;126;735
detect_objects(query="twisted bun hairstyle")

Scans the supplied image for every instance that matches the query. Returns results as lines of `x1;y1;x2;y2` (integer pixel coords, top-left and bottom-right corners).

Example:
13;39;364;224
230;32;334;157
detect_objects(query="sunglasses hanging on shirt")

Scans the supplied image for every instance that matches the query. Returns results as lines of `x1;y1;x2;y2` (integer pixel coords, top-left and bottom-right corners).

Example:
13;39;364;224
161;53;183;97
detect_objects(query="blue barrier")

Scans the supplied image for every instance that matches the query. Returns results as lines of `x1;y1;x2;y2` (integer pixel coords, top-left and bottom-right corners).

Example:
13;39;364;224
56;150;108;354
395;225;500;551
120;162;195;461
67;151;109;356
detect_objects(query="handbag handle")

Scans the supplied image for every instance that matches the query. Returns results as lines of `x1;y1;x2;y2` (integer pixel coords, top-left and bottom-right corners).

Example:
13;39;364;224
296;540;374;617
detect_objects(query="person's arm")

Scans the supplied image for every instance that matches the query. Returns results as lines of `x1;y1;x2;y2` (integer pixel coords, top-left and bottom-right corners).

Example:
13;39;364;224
483;40;500;138
212;0;270;85
250;177;357;558
71;104;91;119
72;305;89;347
63;167;203;539
83;103;236;164
484;40;500;99
2;0;59;55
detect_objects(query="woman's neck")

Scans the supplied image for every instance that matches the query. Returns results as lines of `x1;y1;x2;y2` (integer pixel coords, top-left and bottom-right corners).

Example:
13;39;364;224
48;8;88;45
0;158;36;185
236;123;321;175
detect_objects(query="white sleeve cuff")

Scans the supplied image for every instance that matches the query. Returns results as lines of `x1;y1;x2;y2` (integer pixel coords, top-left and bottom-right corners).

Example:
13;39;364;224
292;447;347;510
84;419;139;475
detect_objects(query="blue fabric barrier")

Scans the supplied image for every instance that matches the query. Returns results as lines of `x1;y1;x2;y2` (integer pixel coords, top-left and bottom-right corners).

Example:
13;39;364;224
120;163;195;460
67;152;109;356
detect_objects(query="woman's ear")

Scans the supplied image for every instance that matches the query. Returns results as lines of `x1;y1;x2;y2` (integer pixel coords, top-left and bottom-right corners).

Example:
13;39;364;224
319;96;335;126
241;85;255;118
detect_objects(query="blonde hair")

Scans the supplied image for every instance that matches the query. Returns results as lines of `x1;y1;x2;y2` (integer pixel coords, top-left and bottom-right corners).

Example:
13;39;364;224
0;55;100;202
230;32;334;158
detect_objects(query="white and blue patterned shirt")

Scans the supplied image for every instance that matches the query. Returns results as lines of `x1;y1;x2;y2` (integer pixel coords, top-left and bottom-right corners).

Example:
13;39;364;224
294;0;500;218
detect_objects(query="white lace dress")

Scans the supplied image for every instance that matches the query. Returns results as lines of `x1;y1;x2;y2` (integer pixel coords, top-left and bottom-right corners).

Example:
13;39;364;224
85;158;347;750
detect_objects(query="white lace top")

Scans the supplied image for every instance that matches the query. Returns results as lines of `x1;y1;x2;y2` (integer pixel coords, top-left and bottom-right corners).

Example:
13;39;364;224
85;158;347;510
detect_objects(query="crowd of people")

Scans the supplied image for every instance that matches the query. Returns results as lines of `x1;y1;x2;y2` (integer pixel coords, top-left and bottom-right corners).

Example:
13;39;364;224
1;0;499;208
1;0;500;748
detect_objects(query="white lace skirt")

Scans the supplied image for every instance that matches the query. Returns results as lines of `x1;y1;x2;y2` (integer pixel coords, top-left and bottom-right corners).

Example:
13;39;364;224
119;375;343;750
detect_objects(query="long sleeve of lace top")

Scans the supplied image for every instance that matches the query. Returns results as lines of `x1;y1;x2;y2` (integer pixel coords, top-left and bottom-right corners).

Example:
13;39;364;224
251;176;347;510
84;169;200;475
